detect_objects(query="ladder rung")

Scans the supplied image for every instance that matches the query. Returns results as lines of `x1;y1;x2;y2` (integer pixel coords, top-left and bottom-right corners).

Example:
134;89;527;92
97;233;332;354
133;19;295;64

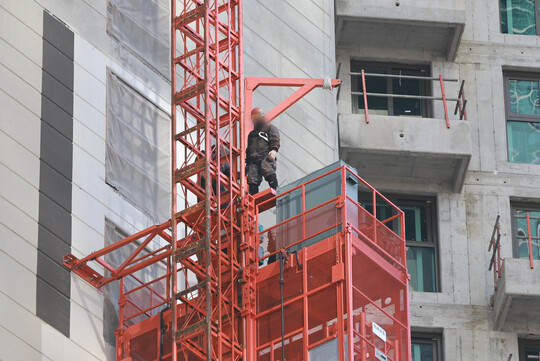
176;237;206;261
174;5;205;29
175;45;204;63
174;201;205;219
175;320;207;341
176;282;205;299
175;81;206;104
174;158;206;182
175;122;205;140
179;101;205;123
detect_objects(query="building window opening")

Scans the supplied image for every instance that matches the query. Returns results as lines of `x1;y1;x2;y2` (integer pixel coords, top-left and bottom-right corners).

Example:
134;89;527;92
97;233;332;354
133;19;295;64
505;73;540;164
351;61;431;117
500;0;539;36
511;204;540;260
412;333;443;361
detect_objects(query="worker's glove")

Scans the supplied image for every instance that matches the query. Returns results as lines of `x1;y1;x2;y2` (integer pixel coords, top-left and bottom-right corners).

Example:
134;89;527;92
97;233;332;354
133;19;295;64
268;150;277;161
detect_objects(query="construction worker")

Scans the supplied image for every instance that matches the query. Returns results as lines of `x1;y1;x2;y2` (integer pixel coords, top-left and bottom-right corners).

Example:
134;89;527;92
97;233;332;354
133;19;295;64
246;107;280;195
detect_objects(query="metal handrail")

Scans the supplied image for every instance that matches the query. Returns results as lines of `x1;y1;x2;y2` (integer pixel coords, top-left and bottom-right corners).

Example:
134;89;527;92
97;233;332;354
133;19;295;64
350;70;468;128
255;165;406;267
488;215;502;291
488;213;536;296
350;71;458;82
350;92;461;102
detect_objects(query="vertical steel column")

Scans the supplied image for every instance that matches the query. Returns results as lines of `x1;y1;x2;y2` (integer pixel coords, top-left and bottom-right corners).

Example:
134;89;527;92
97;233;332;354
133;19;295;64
345;232;354;361
439;74;450;128
171;0;245;360
170;1;178;360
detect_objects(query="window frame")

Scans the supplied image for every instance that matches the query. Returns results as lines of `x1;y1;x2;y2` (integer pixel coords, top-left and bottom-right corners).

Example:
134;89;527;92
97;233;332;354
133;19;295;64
518;338;540;361
511;202;540;258
503;72;540;164
504;72;540;123
359;194;440;292
500;0;540;36
350;60;433;118
411;332;443;361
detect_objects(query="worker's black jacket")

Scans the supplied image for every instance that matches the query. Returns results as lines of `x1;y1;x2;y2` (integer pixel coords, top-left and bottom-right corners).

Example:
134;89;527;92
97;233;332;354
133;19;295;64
246;123;280;163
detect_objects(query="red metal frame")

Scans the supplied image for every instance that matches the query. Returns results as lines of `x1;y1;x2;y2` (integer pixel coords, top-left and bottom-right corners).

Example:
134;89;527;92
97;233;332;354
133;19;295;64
244;77;341;138
63;1;412;360
488;216;502;291
489;213;536;297
170;1;246;360
64;167;411;361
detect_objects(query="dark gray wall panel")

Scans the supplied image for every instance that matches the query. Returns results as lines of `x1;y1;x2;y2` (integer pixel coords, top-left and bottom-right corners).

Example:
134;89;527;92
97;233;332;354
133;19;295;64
37;251;71;297
42;41;74;91
43;11;74;60
37;10;74;337
36;278;70;337
41;96;73;141
42;72;73;116
38;193;71;244
39;161;71;212
40;122;72;179
38;224;70;265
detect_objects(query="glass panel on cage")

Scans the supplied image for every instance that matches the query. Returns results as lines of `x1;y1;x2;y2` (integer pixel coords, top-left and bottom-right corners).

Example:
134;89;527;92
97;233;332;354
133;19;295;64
500;0;537;35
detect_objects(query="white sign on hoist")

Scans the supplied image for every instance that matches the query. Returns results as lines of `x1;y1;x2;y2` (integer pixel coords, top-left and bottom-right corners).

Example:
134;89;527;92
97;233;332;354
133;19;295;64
372;321;387;342
375;348;388;361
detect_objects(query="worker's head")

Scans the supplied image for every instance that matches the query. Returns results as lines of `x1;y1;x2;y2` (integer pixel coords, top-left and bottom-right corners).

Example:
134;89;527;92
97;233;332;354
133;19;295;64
250;107;267;128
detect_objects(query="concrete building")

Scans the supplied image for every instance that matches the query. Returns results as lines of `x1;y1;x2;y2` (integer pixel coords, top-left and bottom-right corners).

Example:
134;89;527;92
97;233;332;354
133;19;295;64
336;0;540;360
1;0;540;361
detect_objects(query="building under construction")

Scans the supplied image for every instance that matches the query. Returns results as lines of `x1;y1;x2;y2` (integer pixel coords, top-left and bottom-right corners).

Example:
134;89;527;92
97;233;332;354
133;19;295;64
2;1;540;361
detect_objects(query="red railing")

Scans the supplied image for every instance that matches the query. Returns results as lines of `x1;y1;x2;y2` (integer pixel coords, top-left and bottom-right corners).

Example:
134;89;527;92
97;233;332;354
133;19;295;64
489;213;537;294
526;212;535;269
255;165;406;269
514;211;538;269
488;215;502;290
351;70;467;128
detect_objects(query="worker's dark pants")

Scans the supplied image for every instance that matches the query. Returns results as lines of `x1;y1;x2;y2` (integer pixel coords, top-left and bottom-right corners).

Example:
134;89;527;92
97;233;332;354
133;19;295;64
247;158;277;195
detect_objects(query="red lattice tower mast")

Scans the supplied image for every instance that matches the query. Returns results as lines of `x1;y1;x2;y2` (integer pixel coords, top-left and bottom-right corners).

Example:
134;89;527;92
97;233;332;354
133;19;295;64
171;0;248;360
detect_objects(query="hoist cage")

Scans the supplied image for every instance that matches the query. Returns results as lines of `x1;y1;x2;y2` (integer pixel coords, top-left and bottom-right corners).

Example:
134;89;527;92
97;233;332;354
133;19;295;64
64;164;411;361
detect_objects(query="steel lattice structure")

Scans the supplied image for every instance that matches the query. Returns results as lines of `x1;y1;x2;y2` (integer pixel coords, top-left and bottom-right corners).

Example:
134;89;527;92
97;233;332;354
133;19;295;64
171;1;247;360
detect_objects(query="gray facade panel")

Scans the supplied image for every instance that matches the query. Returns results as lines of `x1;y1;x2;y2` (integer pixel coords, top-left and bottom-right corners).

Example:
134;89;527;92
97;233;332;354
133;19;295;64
41;96;73;141
42;71;73;116
38;224;70;266
42;40;74;91
37;10;74;337
39;161;72;212
43;11;74;60
36;278;71;337
37;251;71;297
38;192;71;244
40;122;73;179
